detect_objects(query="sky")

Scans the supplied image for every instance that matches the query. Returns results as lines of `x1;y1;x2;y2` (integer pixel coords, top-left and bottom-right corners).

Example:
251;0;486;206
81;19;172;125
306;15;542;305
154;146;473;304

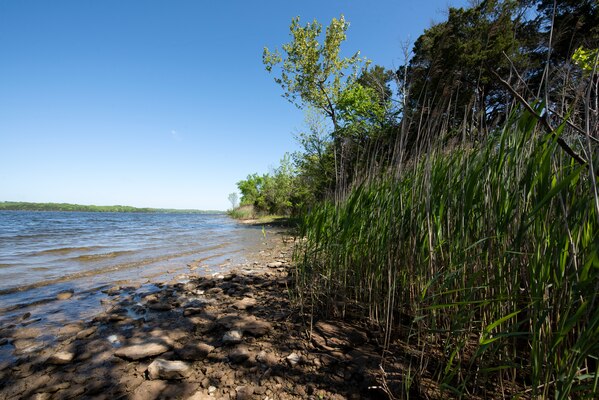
0;0;470;210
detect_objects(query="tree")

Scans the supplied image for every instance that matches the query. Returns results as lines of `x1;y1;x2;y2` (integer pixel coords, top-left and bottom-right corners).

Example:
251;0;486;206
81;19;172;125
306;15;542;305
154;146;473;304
263;15;369;131
227;193;238;209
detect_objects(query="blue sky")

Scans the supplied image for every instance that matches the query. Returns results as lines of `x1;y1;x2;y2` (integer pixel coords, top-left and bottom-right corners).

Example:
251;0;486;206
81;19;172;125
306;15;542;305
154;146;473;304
0;0;469;210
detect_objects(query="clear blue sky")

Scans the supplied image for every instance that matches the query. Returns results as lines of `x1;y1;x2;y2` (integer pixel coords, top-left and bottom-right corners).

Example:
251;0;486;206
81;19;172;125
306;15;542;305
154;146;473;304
0;0;469;210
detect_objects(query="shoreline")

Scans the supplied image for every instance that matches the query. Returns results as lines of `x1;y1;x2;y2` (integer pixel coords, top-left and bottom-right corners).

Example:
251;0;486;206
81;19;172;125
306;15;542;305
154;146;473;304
0;227;387;400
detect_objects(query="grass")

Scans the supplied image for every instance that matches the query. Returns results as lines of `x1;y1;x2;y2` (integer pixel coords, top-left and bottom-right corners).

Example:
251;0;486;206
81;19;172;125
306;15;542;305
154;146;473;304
294;108;599;398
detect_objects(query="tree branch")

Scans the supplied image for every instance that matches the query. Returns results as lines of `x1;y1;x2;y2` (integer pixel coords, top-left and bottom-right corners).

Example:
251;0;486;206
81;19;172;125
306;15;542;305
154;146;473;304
490;69;588;166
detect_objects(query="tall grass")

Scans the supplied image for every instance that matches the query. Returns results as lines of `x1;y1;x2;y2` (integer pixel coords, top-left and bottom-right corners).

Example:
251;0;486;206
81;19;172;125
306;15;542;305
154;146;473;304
295;108;599;398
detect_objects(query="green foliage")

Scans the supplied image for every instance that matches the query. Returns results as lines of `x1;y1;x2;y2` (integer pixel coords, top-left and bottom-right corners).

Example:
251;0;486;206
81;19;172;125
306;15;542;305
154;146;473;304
295;110;599;397
236;154;298;215
572;46;599;74
263;15;369;130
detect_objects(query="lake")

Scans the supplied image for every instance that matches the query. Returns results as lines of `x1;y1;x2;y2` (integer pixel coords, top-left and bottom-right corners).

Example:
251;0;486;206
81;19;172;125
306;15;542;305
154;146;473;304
0;211;267;337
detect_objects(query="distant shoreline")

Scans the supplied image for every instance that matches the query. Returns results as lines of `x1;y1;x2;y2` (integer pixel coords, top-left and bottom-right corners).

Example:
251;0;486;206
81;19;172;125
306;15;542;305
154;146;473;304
0;201;222;214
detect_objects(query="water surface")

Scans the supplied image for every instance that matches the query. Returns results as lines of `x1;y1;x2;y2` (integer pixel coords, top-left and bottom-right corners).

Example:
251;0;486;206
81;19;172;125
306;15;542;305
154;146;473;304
0;211;266;329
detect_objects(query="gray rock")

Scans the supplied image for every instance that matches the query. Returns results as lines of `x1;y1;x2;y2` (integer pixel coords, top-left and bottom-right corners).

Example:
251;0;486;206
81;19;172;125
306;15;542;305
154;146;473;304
236;385;254;400
256;350;278;366
147;358;191;380
228;346;250;364
48;351;75;364
267;261;283;268
286;352;301;367
177;341;215;360
115;342;169;360
233;297;257;310
222;330;243;344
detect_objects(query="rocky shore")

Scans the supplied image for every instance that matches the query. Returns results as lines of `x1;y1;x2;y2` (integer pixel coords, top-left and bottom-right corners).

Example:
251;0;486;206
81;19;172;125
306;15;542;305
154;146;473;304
0;229;392;400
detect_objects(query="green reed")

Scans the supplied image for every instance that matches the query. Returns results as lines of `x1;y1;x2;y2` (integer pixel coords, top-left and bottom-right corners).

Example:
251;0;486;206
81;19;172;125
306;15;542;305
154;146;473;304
295;109;599;398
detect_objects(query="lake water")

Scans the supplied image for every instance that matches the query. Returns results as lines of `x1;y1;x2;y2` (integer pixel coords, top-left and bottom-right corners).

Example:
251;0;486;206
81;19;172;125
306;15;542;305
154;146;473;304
0;211;267;331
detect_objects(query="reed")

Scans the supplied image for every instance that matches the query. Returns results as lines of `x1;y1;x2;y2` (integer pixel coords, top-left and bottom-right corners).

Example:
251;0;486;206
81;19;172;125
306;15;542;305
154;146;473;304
294;108;599;398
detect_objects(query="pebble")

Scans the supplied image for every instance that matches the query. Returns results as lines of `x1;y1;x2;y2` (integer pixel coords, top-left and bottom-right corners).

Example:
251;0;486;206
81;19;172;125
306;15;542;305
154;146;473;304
228;345;250;364
56;291;74;300
223;330;243;344
147;358;191;380
48;351;75;365
286;352;301;367
115;342;169;360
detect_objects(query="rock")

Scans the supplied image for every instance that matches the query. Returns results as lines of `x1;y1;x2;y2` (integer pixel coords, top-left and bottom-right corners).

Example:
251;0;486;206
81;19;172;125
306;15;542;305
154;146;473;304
115;342;169;360
187;391;212;400
233;297;257;310
104;286;121;295
56;290;74;300
147;358;191;380
48;351;75;364
286;352;301;367
38;382;70;393
76;326;97;339
0;338;8;346
107;334;121;346
21;312;32;320
256;350;278;366
147;302;172;311
183;307;204;317
267;261;283;268
241;319;272;337
208;386;217;395
222;330;243;344
236;385;254;400
228;345;250;364
12;338;44;354
31;393;52;400
177;341;214;361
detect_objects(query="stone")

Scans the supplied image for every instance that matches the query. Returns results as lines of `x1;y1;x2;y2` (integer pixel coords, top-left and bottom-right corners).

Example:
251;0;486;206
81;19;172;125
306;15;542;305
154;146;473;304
286;352;301;367
236;385;254;400
115;342;169;360
222;330;243;344
267;261;283;268
228;346;250;364
241;319;272;337
147;358;191;380
256;350;278;366
183;307;204;317
48;351;75;364
177;341;215;361
233;297;257;310
187;390;212;400
56;290;74;300
76;326;97;339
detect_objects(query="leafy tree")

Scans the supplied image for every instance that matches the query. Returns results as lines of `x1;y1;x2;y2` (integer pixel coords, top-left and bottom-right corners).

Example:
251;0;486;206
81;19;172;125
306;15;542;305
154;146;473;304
263;15;369;131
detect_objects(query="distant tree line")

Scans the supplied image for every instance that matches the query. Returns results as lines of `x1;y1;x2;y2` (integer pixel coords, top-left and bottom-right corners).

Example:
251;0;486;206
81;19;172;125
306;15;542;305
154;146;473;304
0;201;219;214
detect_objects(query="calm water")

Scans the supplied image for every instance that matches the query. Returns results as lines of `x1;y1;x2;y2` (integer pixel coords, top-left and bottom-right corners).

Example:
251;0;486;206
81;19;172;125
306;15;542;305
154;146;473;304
0;211;266;326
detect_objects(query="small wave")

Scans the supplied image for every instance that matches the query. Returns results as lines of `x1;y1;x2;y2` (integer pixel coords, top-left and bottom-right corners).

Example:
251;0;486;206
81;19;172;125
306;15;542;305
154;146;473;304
37;246;104;256
69;250;134;262
0;244;230;296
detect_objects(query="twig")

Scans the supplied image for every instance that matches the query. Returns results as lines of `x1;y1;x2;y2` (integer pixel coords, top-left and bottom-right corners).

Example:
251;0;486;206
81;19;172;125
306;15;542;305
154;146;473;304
490;69;588;166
